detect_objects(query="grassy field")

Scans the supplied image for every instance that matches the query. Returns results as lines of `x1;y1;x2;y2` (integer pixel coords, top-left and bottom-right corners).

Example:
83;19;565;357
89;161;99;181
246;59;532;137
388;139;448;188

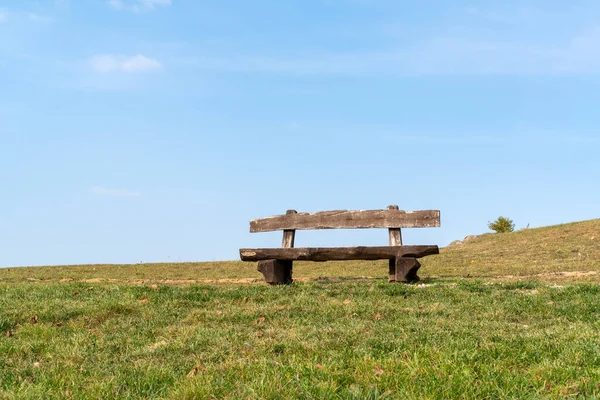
1;219;599;399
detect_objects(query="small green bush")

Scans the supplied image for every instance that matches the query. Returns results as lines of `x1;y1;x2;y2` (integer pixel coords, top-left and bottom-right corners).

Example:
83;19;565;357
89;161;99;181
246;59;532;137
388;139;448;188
488;216;515;233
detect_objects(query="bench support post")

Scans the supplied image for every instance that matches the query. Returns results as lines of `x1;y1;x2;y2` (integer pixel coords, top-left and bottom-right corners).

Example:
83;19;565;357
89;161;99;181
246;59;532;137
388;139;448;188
258;210;296;285
392;257;421;282
257;260;293;285
387;205;405;282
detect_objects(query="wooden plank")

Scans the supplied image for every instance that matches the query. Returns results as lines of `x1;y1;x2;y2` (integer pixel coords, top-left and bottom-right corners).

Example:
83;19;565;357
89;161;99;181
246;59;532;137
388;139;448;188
387;205;403;281
250;209;440;232
240;245;439;262
281;210;297;248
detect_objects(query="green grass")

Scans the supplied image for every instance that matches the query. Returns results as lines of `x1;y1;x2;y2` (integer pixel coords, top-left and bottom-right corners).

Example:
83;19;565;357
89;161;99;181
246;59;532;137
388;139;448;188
2;280;600;399
1;219;600;399
426;219;600;279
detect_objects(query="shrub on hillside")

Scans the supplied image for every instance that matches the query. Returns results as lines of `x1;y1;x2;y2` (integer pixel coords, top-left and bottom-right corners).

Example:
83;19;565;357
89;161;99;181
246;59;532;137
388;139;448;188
488;216;515;233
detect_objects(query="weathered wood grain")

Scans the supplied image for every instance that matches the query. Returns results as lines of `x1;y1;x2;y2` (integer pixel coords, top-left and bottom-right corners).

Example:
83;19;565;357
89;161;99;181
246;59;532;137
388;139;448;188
387;205;403;281
250;209;440;232
386;206;404;246
240;245;439;262
281;210;297;248
257;210;298;285
257;260;293;285
393;257;421;283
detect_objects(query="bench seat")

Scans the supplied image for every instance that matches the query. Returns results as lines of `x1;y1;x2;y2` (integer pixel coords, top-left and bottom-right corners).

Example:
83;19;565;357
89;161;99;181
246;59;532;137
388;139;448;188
240;245;439;262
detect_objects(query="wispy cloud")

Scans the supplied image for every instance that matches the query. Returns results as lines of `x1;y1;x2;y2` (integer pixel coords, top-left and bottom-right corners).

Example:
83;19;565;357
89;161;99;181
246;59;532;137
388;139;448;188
28;13;54;22
89;54;163;73
107;0;123;9
0;10;55;23
162;3;600;77
187;24;600;76
108;0;172;12
140;0;172;8
387;133;600;145
465;5;541;25
91;186;142;197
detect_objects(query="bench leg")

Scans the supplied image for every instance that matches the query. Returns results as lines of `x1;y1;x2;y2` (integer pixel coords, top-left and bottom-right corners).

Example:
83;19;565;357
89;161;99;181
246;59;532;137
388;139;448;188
389;257;421;283
257;260;293;285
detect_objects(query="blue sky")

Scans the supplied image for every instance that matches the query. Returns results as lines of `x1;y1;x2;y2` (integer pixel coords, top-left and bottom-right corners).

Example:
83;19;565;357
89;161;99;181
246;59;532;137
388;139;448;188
1;0;599;267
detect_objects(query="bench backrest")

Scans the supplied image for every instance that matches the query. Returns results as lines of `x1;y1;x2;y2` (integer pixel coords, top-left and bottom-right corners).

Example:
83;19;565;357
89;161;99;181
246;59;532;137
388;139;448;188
250;205;440;247
250;206;440;232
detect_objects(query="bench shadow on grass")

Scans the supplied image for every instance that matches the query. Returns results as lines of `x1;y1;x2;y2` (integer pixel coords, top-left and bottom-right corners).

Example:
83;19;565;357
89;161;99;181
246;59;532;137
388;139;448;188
293;275;443;284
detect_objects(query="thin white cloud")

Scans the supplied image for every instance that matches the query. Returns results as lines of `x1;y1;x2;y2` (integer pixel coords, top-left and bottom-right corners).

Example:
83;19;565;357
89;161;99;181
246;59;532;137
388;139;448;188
140;0;172;8
188;25;600;76
91;186;142;197
165;2;600;77
465;5;541;25
28;13;54;22
107;0;124;9
107;0;171;12
387;132;600;145
89;54;163;73
0;11;55;23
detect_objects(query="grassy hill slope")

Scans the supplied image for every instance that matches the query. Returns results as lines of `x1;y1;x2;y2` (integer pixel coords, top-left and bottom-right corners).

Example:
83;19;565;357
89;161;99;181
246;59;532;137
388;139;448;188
424;218;600;279
1;219;600;398
1;218;598;283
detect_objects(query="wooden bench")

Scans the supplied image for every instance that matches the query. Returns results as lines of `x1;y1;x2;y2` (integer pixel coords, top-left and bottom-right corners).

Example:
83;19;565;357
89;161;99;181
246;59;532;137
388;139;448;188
239;205;441;284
